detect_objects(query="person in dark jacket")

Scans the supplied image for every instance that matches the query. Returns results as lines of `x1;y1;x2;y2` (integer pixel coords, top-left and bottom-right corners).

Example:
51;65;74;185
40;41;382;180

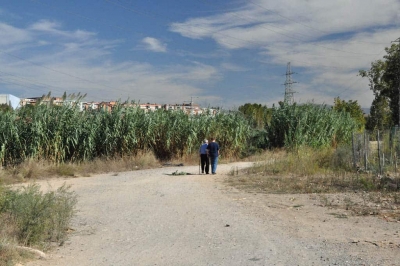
199;139;209;174
207;137;219;175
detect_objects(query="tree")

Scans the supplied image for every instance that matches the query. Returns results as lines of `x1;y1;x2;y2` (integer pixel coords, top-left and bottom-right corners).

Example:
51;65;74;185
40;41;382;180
359;43;400;128
238;103;272;129
333;97;366;131
366;95;392;131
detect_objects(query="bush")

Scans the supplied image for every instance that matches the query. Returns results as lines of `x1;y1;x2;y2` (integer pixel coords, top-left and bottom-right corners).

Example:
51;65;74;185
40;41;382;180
0;183;77;249
331;144;354;171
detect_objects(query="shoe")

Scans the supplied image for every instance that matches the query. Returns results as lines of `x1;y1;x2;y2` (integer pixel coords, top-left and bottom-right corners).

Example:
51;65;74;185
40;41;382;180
212;173;216;175
206;173;209;174
202;171;204;174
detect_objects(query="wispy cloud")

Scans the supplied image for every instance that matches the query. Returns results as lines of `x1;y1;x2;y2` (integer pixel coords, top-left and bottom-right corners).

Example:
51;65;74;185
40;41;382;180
168;0;400;107
0;23;31;46
0;19;221;104
1;1;399;109
141;37;167;53
30;19;95;40
221;62;249;72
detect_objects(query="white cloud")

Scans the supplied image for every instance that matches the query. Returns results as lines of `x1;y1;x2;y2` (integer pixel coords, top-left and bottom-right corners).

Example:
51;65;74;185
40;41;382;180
168;0;399;107
221;62;249;72
2;1;398;109
141;37;167;53
30;19;95;40
0;20;221;105
0;23;31;46
170;0;400;50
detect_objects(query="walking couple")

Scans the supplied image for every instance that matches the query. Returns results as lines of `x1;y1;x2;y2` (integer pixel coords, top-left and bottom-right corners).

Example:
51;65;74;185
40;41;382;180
199;137;219;175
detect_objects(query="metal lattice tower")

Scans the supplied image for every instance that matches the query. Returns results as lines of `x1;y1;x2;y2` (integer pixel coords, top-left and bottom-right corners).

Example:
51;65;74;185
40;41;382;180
283;62;297;104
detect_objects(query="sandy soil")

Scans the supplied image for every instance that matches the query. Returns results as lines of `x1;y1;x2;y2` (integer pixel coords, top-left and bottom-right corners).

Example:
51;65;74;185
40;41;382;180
24;162;399;266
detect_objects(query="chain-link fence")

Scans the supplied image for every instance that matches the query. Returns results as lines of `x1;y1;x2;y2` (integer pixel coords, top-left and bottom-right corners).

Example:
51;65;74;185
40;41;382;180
352;128;400;175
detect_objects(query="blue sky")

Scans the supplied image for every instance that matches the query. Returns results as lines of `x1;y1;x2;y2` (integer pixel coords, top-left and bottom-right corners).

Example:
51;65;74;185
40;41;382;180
0;0;399;109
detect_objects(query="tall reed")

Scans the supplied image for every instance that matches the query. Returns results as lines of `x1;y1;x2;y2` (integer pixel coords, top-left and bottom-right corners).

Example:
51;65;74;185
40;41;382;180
0;104;251;165
267;103;357;149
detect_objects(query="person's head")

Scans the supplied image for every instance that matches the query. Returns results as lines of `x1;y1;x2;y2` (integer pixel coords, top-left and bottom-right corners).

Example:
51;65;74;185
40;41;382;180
210;137;216;142
203;139;208;144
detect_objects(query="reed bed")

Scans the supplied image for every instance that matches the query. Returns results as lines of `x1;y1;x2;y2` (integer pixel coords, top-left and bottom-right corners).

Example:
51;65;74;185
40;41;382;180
0;104;252;166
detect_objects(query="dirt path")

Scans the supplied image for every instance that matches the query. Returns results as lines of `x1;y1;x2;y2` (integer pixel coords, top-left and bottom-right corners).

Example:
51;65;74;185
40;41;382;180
25;162;399;266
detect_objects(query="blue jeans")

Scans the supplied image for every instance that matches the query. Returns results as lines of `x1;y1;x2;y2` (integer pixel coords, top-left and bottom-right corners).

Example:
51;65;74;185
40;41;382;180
210;156;218;174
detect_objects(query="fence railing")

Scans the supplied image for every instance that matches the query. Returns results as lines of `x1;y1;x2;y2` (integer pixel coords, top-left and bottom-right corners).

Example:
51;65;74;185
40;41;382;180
352;129;400;175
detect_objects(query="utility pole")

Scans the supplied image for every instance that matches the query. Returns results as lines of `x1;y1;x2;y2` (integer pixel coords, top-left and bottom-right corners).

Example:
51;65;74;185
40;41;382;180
392;37;400;126
283;62;297;104
184;96;199;106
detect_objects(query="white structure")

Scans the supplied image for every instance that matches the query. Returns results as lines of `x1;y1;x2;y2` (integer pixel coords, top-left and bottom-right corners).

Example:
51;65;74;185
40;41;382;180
0;94;20;109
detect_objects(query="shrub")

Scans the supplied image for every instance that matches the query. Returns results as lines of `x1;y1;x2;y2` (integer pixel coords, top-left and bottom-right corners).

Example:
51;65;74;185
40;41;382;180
0;183;77;248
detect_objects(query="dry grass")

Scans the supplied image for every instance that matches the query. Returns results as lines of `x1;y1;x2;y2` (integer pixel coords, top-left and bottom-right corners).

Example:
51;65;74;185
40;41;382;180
0;237;33;266
0;148;247;184
225;148;400;221
0;218;36;265
0;150;161;184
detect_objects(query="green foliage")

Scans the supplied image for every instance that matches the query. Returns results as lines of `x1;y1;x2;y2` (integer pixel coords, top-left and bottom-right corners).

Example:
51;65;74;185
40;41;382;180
0;103;252;165
0;183;77;248
0;104;12;113
366;95;392;131
358;177;376;191
330;144;353;171
0;96;362;164
333;97;366;131
268;103;357;149
360;43;400;128
238;103;272;129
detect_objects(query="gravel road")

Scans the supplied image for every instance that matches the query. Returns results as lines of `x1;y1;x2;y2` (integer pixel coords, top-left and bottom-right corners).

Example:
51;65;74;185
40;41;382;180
25;162;400;266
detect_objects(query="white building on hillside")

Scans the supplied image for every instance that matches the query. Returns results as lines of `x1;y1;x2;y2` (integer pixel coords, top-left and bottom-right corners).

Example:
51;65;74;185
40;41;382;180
0;94;20;109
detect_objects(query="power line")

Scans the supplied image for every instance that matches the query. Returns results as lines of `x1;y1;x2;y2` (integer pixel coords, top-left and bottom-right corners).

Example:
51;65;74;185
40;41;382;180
12;0;393;105
33;0;386;61
247;0;329;35
30;0;146;38
0;49;118;91
196;0;321;41
104;0;266;49
246;0;390;46
334;47;388;100
106;0;382;56
0;70;67;91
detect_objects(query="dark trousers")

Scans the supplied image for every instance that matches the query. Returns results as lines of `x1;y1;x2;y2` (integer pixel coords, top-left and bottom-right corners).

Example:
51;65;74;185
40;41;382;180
200;154;210;174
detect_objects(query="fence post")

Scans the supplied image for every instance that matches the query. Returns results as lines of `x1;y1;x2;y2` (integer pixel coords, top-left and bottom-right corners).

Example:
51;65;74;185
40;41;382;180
395;127;398;175
377;130;382;175
364;131;368;171
390;129;393;166
352;132;357;169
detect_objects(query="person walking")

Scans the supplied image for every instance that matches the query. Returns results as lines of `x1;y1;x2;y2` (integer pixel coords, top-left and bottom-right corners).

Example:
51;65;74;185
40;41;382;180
207;137;219;175
199;139;210;174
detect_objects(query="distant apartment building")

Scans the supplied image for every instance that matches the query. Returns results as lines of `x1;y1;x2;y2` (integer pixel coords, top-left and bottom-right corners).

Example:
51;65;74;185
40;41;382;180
16;94;216;115
20;96;65;107
163;103;204;115
20;96;86;111
0;94;21;109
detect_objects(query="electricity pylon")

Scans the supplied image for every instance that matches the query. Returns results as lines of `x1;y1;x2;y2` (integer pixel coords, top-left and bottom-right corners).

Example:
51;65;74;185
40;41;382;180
283;62;297;104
